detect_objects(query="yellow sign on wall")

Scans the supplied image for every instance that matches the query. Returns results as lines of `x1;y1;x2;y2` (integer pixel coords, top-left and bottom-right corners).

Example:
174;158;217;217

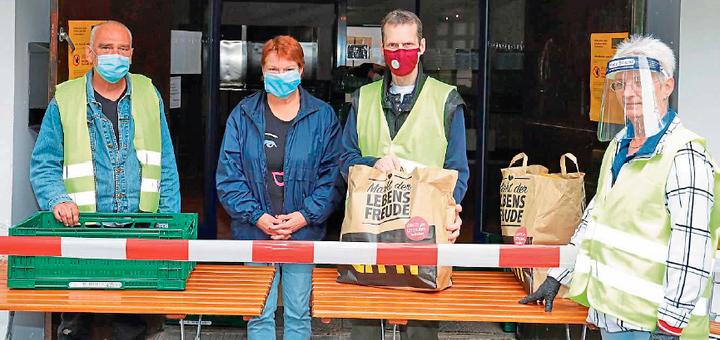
68;20;105;80
589;32;628;122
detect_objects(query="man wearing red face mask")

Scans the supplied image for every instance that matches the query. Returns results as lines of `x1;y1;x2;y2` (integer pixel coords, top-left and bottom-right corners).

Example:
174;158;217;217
339;9;469;340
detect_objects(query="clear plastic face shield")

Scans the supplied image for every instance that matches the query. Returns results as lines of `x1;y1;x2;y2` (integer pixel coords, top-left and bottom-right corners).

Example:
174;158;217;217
597;56;671;142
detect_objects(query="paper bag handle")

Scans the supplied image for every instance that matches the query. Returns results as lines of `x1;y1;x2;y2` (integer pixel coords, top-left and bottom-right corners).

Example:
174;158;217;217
508;152;529;169
560;153;580;175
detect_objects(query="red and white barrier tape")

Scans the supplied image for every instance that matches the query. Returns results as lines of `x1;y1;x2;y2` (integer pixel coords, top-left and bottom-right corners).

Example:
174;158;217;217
0;236;718;271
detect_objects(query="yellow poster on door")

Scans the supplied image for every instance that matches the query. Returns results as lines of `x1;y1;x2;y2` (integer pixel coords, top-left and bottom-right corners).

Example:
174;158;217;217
589;32;628;122
68;20;105;80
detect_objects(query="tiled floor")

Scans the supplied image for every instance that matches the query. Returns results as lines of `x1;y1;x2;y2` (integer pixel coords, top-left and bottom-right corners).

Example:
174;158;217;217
152;321;516;340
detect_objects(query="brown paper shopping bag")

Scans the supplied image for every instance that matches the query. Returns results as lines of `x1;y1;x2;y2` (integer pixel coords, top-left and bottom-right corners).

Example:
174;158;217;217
521;153;586;245
499;153;549;243
513;153;586;294
337;165;457;291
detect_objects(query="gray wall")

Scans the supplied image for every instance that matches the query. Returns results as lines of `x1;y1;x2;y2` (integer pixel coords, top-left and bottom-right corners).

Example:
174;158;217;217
645;0;681;109
0;0;49;337
0;0;17;237
0;0;15;333
12;0;46;225
0;0;47;231
678;0;720;157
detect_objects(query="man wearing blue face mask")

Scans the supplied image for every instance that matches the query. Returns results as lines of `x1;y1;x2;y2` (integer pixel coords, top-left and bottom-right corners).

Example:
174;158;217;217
30;20;180;339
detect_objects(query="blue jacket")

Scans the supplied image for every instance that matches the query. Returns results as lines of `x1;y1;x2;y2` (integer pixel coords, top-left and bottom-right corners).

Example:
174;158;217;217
30;71;181;213
216;87;342;241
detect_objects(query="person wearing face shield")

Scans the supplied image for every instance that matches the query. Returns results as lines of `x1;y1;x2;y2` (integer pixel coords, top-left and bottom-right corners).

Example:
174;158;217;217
339;9;469;340
29;20;180;339
520;35;720;340
216;35;341;340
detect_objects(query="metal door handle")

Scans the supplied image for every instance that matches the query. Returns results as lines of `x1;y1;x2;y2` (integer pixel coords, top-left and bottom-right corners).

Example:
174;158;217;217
58;27;76;52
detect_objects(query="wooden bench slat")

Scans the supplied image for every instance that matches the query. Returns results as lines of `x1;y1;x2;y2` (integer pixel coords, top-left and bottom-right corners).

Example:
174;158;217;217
311;268;588;324
0;261;275;316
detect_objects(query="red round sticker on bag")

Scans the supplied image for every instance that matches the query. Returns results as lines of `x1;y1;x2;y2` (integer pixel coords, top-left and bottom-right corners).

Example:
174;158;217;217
405;216;430;241
514;227;528;245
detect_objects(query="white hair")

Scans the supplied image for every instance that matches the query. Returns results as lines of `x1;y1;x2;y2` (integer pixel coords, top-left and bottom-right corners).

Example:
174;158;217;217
613;35;676;78
89;20;133;47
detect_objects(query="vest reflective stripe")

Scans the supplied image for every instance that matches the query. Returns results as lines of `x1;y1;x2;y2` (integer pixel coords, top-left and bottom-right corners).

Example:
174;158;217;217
68;191;96;207
591;221;668;263
567;125;720;339
356;77;453;168
579;253;664;302
141;178;160;193
129;74;162;212
63;161;94;180
694;297;710;317
136;150;162;166
55;73;162;213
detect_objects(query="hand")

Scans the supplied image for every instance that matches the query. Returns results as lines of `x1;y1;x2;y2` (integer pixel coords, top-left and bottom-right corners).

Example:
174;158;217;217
446;204;462;243
271;211;308;238
373;155;401;172
52;201;79;226
256;213;283;236
518;276;561;312
650;327;680;340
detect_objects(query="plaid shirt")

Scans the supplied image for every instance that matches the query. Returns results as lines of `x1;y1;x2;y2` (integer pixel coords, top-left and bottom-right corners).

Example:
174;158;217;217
549;117;716;332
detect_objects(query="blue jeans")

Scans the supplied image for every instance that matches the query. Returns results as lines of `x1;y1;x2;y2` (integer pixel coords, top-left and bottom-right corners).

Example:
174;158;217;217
601;329;652;339
247;263;314;340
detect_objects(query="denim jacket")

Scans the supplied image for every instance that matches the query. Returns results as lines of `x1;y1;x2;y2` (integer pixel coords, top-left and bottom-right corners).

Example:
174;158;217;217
216;87;341;241
30;71;181;213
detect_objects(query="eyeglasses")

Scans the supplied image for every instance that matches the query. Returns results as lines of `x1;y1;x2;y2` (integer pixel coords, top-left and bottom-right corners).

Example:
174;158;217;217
610;74;661;92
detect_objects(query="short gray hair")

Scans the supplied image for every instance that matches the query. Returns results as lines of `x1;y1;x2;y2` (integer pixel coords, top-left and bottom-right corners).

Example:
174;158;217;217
613;35;676;78
89;20;133;47
381;9;423;41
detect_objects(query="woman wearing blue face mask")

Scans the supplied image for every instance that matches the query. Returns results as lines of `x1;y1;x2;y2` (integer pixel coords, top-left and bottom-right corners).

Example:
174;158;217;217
216;35;342;340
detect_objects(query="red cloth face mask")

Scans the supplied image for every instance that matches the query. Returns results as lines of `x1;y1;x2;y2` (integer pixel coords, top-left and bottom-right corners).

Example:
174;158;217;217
383;48;420;76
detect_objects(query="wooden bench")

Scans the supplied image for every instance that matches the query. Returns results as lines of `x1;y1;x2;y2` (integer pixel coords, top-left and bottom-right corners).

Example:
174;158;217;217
711;321;720;339
0;261;275;339
312;268;589;338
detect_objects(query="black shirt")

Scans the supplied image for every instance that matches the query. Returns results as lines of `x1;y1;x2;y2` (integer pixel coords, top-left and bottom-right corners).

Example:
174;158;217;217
94;88;126;143
263;102;292;215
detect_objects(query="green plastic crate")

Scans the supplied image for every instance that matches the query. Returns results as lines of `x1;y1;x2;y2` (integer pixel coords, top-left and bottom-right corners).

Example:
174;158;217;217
7;212;198;290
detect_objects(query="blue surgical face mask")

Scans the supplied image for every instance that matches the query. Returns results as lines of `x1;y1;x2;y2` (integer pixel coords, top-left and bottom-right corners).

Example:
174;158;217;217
94;53;130;84
264;69;301;99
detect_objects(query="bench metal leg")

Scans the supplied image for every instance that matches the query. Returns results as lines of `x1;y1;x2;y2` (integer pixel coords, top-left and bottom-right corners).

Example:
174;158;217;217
180;318;185;340
379;319;385;340
392;324;398;340
564;324;587;340
565;324;571;340
194;315;203;340
178;315;203;340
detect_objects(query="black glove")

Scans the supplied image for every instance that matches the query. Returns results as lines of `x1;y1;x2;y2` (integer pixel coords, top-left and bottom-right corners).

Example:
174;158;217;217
650;328;679;340
518;276;561;312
